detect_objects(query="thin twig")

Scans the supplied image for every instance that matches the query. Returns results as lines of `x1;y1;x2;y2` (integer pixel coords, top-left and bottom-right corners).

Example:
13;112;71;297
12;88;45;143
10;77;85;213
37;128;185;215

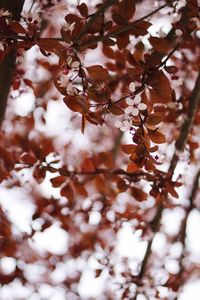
59;168;153;181
174;170;200;300
78;0;177;49
73;0;117;45
28;0;36;13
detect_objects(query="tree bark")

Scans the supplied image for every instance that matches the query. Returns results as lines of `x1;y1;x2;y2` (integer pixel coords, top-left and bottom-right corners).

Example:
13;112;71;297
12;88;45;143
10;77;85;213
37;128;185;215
0;0;25;127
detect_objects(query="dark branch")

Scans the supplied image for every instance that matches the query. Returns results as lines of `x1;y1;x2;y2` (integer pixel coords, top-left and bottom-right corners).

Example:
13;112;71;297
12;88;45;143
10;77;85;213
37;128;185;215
137;69;200;281
78;0;177;50
74;0;117;46
174;170;200;299
59;168;153;181
0;0;25;127
169;70;200;174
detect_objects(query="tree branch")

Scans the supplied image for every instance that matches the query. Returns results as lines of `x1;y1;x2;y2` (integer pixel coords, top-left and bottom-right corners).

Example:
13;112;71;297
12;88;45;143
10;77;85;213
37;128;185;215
78;0;177;50
137;69;200;281
174;169;200;300
74;0;118;46
59;167;153;181
0;0;25;127
169;70;200;174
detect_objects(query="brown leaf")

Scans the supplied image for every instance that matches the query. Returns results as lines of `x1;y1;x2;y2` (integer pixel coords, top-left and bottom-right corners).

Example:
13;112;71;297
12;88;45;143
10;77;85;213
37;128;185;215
73;181;88;197
87;65;109;81
50;176;66;188
99;152;114;168
36;39;65;55
117;179;129;192
121;144;136;154
131;187;147;201
60;183;74;202
10;21;27;34
109;104;124;115
149;37;172;54
148;130;166;144
63;96;89;113
146;114;163;128
77;3;88;17
148;70;172;103
118;0;135;20
20;152;37;165
126;162;138;173
102;45;116;59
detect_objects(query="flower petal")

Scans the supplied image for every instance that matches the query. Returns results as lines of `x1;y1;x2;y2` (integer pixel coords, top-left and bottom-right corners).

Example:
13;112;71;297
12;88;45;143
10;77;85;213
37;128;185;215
67;56;72;65
71;61;79;68
175;29;182;36
138;103;147;110
124;106;133;115
123;120;130;127
126;98;134;105
131;108;139;116
115;120;123;128
120;126;127;132
129;82;135;92
58;75;69;87
134;94;141;105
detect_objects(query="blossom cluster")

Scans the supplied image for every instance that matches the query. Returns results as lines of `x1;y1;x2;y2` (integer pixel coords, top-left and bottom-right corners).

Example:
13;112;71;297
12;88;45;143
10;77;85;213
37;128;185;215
115;82;147;132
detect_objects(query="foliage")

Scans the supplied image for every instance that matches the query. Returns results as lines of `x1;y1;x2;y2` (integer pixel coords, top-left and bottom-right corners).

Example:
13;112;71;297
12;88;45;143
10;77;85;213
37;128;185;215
0;0;200;299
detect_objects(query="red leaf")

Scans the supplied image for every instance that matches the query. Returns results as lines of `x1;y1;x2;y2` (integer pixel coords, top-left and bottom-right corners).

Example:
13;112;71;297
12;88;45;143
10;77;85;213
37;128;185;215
73;181;88;197
20;152;37;165
112;13;127;25
109;104;124;115
126;162;138;173
87;65;109;81
117;179;129;192
77;3;88;17
102;45;115;59
131;187;147;201
117;34;130;50
165;65;179;74
146;114;163;128
99;152;114;168
121;144;136;154
63;95;89;113
149;37;172;54
50;176;66;188
10;21;27;34
60;183;74;202
36;39;65;55
148;71;172;103
23;78;34;89
148;130;166;144
118;0;135;20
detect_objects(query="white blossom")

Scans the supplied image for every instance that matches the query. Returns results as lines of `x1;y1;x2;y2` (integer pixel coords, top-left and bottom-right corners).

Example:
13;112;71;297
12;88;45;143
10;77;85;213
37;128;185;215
153;1;159;9
191;17;200;28
0;9;11;17
171;13;181;23
129;82;136;93
125;94;147;117
57;75;75;95
0;42;4;52
114;119;132;132
175;78;183;86
62;22;75;32
157;28;166;38
175;29;182;36
66;56;79;69
120;120;132;132
115;120;123;128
